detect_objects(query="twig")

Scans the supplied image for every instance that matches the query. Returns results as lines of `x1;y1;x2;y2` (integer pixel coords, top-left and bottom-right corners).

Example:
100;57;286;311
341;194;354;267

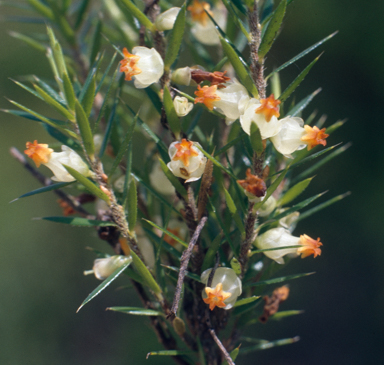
10;147;92;217
248;0;266;98
168;216;208;320
209;327;235;365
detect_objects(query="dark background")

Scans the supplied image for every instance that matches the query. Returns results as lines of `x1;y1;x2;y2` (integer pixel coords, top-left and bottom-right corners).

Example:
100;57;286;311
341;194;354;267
1;0;383;364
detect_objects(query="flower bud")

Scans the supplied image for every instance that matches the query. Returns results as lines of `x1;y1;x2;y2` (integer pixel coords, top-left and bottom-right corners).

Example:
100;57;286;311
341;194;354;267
173;96;193;117
258;196;277;217
173;317;186;336
155;7;181;31
92;255;132;280
201;267;242;310
167;139;207;183
278;210;300;231
171;67;192;86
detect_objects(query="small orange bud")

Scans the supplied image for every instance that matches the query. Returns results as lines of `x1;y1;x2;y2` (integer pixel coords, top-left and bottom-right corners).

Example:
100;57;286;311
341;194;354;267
237;168;267;198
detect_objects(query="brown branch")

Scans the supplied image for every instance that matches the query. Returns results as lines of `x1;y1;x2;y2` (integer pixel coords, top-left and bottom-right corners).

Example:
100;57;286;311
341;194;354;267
248;0;266;98
167;216;208;320
238;202;257;277
209;327;235;365
10;147;92;217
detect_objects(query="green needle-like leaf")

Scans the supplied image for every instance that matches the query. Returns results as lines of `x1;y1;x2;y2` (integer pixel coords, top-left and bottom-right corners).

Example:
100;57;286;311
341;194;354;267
144;220;188;248
106;307;164;316
161;265;202;283
75;100;95;158
158;158;188;200
245;272;315;288
127;180;137;231
279;54;321;103
119;0;155;31
259;0;287;59
219;36;258;97
224;187;245;235
63;165;110;203
39;217;117;227
163;86;181;138
267;31;338;79
278;177;314;206
250;122;264;155
298;192;351;222
164;3;186;69
131;251;163;298
241;336;300;354
287;88;322;117
201;234;222;271
62;72;76;111
11;182;73;202
270;310;304;321
234;296;261;308
146;351;192;358
77;259;132;312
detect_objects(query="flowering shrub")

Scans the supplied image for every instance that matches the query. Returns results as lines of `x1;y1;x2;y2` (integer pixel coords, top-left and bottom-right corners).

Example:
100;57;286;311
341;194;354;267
6;0;349;364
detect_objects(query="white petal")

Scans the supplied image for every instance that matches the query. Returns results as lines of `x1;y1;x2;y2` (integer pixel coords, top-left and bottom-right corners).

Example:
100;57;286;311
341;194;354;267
155;7;180;31
133;47;164;88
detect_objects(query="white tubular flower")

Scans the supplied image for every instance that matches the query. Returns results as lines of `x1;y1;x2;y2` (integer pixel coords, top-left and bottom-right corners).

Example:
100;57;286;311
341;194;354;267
254;228;323;264
271;117;330;158
167;139;207;183
155;7;181;31
24;141;92;182
194;82;249;123
92;255;132;280
240;94;282;139
120;47;164;89
188;0;226;46
201;267;242;310
214;81;249;124
149;161;175;195
173;96;194;117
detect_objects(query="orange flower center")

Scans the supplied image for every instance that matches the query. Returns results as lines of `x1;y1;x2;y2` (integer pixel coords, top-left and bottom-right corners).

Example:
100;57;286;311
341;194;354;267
301;125;329;150
194;85;221;110
120;48;142;81
203;282;232;311
298;234;323;258
255;94;281;122
24;140;53;167
237;168;267;198
187;0;212;26
172;139;198;167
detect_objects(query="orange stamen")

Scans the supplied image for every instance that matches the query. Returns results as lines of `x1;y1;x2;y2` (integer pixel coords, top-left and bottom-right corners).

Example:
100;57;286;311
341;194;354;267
301;125;329;150
298;234;323;258
120;48;142;81
194;85;220;110
24;140;53;167
187;0;211;26
255;94;281;122
172;139;198;167
203;282;232;311
237;168;267;198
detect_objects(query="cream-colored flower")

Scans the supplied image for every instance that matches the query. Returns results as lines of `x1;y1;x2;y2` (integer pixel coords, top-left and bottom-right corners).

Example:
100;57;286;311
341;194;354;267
120;47;164;89
171;66;192;86
91;255;132;280
167;139;207;183
254;228;322;264
240;96;282;140
188;0;226;46
194;81;249;123
24;141;92;182
155;7;181;31
173;96;193;117
271;118;330;158
201;267;242;310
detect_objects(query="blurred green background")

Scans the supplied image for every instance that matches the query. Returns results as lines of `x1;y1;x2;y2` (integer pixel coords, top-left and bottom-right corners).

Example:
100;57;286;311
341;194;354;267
1;0;383;364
